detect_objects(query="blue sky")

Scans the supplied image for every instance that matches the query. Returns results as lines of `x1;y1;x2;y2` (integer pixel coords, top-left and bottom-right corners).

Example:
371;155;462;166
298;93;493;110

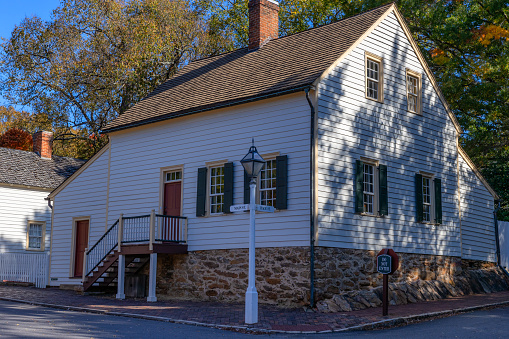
0;0;61;41
0;0;62;107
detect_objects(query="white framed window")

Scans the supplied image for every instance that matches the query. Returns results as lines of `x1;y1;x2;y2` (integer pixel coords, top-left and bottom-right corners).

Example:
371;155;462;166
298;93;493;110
363;163;377;215
260;159;277;207
422;176;432;222
26;221;45;251
406;69;422;114
365;52;383;102
417;171;441;224
209;165;225;214
165;170;182;182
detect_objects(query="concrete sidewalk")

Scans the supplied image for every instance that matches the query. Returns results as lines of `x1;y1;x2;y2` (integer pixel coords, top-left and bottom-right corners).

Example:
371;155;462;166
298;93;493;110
1;285;509;334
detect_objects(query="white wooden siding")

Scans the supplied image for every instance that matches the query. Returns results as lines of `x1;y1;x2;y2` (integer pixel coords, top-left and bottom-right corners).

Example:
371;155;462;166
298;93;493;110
500;221;509;270
459;153;496;262
49;148;110;286
107;93;311;251
316;11;461;256
0;185;51;253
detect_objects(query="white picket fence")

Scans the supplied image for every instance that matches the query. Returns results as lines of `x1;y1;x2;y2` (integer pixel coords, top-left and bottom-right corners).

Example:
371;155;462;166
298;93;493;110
500;221;509;270
0;252;49;288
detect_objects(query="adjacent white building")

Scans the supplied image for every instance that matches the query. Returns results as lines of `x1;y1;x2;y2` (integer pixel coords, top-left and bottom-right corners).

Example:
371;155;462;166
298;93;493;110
0;131;85;287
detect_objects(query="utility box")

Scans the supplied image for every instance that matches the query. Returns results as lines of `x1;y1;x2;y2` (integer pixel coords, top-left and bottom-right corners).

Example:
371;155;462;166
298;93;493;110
125;275;147;298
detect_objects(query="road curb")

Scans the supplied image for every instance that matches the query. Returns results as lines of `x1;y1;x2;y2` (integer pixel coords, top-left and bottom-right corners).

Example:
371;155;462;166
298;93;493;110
1;296;509;334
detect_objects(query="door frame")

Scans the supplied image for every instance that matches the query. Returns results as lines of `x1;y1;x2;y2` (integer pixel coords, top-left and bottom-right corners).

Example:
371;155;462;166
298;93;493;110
159;165;184;216
69;216;90;279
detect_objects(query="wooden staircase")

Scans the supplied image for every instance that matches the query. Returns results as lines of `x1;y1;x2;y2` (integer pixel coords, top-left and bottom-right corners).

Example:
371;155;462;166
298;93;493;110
84;252;150;292
82;213;188;296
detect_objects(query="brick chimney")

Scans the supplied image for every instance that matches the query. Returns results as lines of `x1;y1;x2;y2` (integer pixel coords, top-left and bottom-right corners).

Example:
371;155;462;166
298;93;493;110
33;131;53;159
248;0;279;50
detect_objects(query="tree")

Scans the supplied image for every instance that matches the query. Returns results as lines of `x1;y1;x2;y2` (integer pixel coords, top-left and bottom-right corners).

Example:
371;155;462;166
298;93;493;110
0;0;230;155
0;128;33;151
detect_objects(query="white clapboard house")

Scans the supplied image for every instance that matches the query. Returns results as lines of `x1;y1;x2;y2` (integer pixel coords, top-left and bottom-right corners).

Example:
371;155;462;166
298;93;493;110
0;131;85;287
47;1;499;305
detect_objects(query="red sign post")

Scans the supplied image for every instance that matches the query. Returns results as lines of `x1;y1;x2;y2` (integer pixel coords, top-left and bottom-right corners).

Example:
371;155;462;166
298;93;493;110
377;249;399;316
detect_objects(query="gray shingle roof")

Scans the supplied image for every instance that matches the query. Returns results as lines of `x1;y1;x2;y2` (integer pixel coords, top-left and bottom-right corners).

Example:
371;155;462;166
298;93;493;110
104;3;392;132
0;147;86;189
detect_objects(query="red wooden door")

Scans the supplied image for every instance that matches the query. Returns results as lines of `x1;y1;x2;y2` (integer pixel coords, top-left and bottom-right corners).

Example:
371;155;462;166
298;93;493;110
74;220;89;278
163;182;182;241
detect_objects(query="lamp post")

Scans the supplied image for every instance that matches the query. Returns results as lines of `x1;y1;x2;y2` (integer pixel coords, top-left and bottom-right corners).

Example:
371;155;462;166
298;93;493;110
240;140;266;324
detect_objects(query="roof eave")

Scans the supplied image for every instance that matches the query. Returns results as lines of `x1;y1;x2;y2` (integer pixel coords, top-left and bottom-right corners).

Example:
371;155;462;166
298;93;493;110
103;85;313;134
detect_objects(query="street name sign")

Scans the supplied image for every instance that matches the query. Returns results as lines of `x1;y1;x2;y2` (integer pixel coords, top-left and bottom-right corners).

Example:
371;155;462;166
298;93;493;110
377;254;392;274
255;205;275;213
230;204;249;212
230;204;275;213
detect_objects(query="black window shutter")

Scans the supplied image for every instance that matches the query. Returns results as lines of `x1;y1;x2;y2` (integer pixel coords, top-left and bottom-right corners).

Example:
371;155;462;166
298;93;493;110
223;162;234;213
379;164;388;216
415;173;423;222
196;167;207;217
434;178;442;224
275;155;288;210
355;160;364;213
243;171;250;204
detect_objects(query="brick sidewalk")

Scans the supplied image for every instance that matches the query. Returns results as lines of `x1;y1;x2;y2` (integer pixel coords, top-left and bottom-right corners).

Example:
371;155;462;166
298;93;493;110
1;285;509;333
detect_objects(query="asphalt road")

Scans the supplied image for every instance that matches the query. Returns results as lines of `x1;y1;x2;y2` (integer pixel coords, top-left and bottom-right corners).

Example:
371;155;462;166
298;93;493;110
0;299;508;338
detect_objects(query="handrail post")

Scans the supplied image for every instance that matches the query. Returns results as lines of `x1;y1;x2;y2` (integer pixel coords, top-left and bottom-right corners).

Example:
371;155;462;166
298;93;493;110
82;248;88;284
118;214;123;253
149;209;155;251
184;218;188;244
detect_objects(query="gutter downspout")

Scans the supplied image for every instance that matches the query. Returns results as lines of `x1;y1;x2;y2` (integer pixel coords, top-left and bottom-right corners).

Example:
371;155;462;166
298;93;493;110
45;196;54;287
45;197;53;209
305;87;316;308
494;200;509;277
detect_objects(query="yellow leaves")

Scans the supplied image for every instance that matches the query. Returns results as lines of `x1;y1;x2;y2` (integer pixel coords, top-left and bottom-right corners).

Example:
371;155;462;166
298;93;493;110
430;48;449;65
473;24;509;47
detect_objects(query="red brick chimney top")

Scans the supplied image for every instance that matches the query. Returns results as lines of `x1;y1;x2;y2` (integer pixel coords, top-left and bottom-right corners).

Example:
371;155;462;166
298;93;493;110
248;0;279;51
33;131;53;159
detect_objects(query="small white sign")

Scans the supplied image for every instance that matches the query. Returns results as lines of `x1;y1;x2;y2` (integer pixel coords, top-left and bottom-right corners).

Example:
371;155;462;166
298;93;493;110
230;204;250;212
255;204;275;213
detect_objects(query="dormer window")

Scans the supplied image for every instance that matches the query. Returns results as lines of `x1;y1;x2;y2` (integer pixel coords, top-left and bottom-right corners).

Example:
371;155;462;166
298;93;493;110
365;52;383;102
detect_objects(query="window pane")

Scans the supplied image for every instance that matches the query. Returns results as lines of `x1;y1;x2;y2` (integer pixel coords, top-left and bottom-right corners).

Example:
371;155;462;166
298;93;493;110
210;166;224;214
367;80;378;99
260;159;277;206
28;223;43;249
363;164;375;214
166;170;182;182
422;177;432;222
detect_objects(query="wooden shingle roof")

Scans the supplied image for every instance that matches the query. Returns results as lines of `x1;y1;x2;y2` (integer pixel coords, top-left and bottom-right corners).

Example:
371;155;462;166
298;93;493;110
104;3;393;133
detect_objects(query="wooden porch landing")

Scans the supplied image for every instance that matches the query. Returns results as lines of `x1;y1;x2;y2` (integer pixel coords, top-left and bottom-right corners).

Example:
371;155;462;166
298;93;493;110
120;243;188;255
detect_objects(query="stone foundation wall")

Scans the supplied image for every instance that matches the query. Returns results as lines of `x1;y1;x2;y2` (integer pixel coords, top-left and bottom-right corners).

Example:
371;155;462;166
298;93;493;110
314;248;464;300
156;247;310;307
153;246;507;309
314;247;509;312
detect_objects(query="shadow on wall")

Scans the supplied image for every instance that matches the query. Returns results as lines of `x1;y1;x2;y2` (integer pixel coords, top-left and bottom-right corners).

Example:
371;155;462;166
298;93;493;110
317;26;459;256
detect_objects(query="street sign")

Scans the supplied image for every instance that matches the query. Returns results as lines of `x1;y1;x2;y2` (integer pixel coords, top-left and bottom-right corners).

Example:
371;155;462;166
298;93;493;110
230;204;250;212
377;254;392;274
376;248;399;317
254;204;275;213
230;204;275;213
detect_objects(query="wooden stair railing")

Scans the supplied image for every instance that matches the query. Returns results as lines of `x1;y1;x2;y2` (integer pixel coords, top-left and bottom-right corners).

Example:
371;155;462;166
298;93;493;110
83;212;187;292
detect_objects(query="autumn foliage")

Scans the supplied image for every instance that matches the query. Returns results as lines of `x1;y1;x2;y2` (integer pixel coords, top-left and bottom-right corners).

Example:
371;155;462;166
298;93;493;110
0;128;33;151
